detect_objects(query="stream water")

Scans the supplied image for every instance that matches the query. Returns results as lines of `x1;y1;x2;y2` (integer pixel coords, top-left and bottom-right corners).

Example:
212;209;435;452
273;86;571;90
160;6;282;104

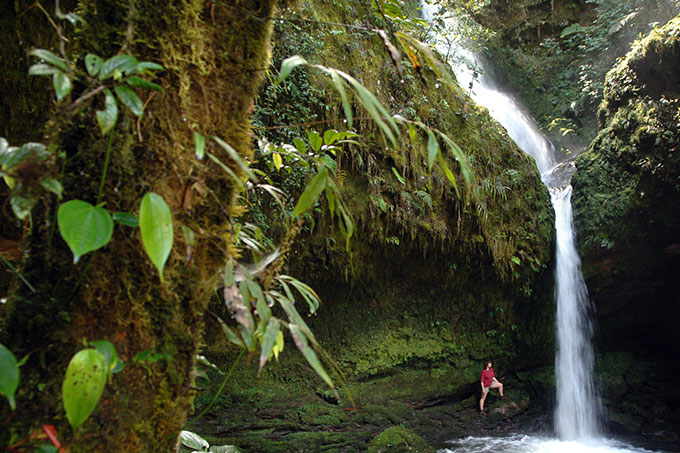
421;2;664;452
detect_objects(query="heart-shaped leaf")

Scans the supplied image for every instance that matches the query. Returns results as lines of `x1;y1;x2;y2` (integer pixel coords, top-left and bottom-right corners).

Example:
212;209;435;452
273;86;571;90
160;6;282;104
58;200;114;263
62;348;107;430
139;192;173;282
0;343;19;410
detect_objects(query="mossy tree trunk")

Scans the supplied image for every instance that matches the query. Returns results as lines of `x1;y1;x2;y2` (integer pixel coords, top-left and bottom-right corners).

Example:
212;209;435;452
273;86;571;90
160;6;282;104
1;1;275;450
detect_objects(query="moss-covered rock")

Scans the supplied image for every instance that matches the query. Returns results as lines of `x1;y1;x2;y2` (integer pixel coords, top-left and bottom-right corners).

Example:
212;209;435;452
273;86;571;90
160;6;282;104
368;425;434;453
572;15;680;357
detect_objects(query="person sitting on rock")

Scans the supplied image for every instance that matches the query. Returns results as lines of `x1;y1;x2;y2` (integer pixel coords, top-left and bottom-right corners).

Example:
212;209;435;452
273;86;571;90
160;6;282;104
480;359;504;413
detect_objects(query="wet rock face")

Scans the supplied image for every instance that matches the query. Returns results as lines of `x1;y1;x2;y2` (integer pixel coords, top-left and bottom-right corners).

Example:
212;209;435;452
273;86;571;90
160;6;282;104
572;16;680;443
572;15;680;358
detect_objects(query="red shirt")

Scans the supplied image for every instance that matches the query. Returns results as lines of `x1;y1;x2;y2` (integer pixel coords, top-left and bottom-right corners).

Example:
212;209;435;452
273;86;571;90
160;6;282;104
481;368;495;388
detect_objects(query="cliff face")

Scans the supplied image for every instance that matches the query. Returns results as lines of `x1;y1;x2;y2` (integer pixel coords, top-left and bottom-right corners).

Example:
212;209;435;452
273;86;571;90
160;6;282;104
572;15;680;439
194;0;557;450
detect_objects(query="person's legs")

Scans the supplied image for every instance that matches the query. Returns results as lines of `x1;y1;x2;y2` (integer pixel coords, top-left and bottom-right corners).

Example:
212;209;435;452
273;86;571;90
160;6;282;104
490;380;504;397
480;388;488;411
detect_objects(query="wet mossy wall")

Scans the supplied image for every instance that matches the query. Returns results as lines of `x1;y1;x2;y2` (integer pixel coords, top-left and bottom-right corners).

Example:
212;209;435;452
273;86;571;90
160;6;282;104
572;15;680;357
203;0;557;448
1;1;275;451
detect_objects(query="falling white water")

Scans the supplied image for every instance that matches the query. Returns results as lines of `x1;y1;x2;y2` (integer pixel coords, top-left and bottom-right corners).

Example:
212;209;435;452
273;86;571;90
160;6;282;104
551;186;601;440
421;0;602;444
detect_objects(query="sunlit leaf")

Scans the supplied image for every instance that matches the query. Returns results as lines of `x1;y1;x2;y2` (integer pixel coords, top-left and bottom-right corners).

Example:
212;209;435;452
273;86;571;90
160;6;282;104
62;349;107;430
180;430;209;451
0;343;19;410
291;166;327;218
272;152;282;170
259;318;280;371
57;200;114;263
30;49;68;71
309;131;322;152
194;132;206;160
53;70;72;101
277;55;308;84
96;89;118;135
139;192;173;282
114;85;143;116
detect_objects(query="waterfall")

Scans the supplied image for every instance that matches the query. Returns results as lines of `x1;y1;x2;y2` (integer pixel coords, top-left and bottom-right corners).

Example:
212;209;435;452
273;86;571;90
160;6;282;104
421;1;600;440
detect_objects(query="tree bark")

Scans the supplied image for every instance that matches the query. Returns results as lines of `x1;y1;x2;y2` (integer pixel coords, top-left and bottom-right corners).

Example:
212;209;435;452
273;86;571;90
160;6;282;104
1;1;275;450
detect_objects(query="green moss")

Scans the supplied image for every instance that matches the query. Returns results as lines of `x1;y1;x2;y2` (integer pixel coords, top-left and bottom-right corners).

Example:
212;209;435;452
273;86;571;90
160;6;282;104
368;426;434;453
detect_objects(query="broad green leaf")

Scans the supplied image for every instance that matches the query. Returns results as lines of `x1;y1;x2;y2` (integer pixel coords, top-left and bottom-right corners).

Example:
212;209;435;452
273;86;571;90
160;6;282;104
291;167;327;218
28;64;59;76
212;137;257;182
112;212;139;227
126;76;163;92
323;129;340;145
277;55;307;84
293;138;306;155
114;85;144;116
90;340;118;373
259;318;280;371
40;178;63;199
309;131;322;152
0;343;19;410
180;430;209;450
85;54;103;77
30;49;68;71
57;200;114;263
96;89;118;135
194;132;205;160
427;129;438;172
53;70;72;101
99;54;137;80
139;192;173;282
62;348;107;430
289;325;334;388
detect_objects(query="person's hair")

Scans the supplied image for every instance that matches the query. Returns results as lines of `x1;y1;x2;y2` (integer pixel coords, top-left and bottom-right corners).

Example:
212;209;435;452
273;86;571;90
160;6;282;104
483;360;492;371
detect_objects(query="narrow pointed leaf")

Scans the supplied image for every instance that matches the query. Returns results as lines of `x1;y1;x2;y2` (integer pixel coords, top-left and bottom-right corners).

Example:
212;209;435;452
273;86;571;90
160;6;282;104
28;64;58;76
289;325;334;388
139;192;173;282
112;212;139;227
329;70;353;127
58;200;114;263
0;343;19;410
96;89;118;135
114;85;144;116
217;316;244;347
207;152;244;189
291;167;327;218
427;129;438;171
194;132;206;160
126;76;163;92
437;150;460;198
212;136;257;182
277;55;308;84
30;49;68;71
259;318;280;371
62;349;107;430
